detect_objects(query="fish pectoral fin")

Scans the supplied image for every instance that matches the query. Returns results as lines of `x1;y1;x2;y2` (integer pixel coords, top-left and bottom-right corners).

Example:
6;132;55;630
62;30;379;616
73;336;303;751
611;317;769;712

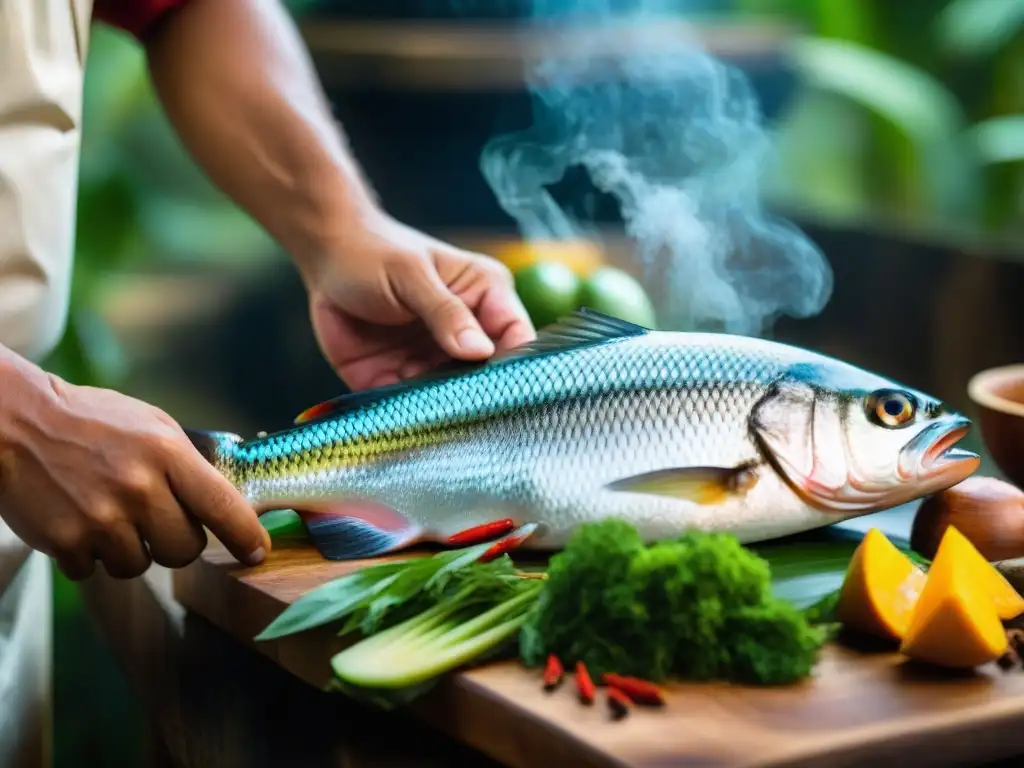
605;464;759;504
296;501;424;561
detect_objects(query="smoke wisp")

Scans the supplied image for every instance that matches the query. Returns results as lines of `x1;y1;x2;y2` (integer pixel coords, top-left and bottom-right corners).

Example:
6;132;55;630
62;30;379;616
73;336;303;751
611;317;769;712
479;0;833;335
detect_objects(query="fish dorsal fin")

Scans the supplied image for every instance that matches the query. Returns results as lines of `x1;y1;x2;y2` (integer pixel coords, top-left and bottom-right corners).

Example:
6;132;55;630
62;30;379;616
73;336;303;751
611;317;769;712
292;308;651;425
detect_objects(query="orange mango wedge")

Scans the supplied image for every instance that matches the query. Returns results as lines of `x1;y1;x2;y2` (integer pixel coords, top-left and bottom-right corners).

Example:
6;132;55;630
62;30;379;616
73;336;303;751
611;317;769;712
836;527;928;641
835;525;1024;669
934;525;1024;621
900;529;1009;668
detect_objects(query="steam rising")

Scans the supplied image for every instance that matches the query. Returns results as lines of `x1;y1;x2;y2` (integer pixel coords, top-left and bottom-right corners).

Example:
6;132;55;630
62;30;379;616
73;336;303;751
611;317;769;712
479;0;833;335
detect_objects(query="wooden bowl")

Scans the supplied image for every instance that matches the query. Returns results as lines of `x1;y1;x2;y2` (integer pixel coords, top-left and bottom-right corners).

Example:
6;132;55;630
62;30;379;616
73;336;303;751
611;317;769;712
968;364;1024;489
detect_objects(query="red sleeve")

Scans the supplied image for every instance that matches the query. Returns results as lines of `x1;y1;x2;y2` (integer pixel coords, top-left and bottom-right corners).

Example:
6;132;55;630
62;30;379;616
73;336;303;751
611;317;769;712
92;0;190;41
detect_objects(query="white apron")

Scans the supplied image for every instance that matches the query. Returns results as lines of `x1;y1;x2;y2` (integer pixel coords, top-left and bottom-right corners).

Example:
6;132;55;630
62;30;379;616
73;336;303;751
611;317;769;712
0;1;94;765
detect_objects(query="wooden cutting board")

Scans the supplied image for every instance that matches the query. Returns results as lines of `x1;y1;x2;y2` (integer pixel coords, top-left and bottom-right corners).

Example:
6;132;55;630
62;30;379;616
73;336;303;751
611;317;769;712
173;536;1024;768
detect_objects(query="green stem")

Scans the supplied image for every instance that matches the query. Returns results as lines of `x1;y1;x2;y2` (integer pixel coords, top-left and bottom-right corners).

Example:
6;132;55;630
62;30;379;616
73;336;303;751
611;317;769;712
330;583;542;690
440;583;541;647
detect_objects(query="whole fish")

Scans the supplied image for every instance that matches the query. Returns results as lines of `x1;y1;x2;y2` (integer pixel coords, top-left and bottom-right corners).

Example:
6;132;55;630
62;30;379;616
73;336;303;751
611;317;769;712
187;309;979;561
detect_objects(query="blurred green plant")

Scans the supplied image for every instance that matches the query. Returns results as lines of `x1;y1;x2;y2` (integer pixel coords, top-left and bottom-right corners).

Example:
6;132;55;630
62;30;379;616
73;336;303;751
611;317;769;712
43;25;280;391
733;0;1024;241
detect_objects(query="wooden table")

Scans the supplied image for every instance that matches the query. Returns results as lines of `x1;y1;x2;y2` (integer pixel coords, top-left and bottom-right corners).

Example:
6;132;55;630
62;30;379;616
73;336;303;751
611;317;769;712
70;505;1022;768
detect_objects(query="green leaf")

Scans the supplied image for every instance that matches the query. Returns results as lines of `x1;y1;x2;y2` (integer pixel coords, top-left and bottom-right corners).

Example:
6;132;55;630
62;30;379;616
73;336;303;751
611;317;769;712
344;550;528;637
753;530;862;611
935;0;1024;59
787;36;979;217
254;564;408;641
967;115;1024;165
754;525;926;624
790;37;967;143
254;538;510;642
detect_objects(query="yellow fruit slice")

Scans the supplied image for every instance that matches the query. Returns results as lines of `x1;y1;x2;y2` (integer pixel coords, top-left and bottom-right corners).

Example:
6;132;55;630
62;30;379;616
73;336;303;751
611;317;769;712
836;528;927;641
900;540;1007;668
934;526;1024;621
490;238;604;278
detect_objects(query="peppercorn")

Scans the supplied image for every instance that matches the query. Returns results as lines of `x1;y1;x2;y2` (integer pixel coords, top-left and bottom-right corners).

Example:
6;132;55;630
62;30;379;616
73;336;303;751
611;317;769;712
606;687;632;720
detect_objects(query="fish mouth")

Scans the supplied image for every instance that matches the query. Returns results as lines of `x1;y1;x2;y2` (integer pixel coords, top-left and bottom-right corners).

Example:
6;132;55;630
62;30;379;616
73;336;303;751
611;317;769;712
901;416;980;484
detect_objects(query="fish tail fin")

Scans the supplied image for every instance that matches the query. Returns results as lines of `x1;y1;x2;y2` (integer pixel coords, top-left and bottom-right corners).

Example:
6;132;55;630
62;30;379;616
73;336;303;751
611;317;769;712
183;428;244;484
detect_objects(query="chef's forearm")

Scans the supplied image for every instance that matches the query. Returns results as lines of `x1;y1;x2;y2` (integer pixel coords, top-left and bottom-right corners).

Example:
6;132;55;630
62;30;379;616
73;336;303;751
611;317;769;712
143;0;376;269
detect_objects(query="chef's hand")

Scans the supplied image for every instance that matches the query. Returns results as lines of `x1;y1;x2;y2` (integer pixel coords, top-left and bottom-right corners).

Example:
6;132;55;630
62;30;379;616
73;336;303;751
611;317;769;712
297;208;536;391
0;354;270;580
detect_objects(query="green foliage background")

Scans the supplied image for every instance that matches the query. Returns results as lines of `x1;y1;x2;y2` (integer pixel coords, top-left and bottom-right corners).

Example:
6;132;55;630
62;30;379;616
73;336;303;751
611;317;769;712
740;0;1024;239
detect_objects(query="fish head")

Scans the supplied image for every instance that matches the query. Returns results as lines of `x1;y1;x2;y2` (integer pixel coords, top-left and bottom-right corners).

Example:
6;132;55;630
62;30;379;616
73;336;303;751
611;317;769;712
752;360;980;515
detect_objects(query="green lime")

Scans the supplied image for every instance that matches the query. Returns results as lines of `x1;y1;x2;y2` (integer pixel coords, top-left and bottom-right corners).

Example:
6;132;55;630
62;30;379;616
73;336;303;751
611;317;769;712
514;260;582;329
579;266;658;329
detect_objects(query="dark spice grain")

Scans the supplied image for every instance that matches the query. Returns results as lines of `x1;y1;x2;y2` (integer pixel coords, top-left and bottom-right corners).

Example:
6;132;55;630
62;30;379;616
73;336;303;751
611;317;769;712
1007;628;1024;656
606;687;632;720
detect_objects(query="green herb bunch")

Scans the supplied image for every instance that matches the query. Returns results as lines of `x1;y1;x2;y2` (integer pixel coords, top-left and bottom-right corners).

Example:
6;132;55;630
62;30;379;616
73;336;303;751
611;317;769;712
519;520;828;685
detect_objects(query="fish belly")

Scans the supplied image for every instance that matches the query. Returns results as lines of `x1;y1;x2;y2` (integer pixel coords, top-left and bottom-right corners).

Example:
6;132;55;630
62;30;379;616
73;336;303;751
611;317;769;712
303;386;837;548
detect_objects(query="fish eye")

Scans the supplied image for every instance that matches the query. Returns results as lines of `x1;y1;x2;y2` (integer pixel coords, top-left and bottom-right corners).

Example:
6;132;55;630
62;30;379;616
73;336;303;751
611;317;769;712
867;389;916;428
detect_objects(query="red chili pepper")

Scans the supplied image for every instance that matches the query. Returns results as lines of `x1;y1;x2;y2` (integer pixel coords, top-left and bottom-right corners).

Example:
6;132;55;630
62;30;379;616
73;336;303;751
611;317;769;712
600;673;666;706
575;662;596;705
606;687;632;720
477;524;534;563
542;654;564;691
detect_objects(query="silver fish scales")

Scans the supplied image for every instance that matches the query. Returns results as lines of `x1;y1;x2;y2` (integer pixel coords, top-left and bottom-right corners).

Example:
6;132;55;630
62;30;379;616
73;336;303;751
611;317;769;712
187;309;979;561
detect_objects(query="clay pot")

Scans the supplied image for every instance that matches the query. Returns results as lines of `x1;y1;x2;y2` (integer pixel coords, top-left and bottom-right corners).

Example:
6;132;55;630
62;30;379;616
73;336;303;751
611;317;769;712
968;364;1024;490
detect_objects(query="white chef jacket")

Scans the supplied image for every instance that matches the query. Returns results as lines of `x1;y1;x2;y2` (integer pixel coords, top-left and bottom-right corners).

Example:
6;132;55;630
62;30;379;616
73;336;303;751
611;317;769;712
2;1;95;765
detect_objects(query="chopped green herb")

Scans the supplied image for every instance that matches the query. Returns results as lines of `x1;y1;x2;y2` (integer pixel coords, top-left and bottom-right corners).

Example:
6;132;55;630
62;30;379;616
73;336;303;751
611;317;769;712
520;521;829;685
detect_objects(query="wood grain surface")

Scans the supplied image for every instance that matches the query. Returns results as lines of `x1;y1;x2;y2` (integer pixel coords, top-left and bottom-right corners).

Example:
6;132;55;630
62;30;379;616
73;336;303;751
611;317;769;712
173;535;1024;768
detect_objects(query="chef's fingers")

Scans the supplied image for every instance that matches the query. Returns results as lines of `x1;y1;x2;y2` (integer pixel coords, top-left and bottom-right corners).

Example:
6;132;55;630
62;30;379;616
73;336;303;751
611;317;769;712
53;548;96;581
466;257;536;351
167;447;269;567
93;521;152;579
45;521;96;581
136;488;209;569
391;257;495;360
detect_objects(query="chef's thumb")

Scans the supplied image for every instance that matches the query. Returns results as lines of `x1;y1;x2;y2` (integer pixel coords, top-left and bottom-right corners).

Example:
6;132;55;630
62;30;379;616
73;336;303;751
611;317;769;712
393;260;495;360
